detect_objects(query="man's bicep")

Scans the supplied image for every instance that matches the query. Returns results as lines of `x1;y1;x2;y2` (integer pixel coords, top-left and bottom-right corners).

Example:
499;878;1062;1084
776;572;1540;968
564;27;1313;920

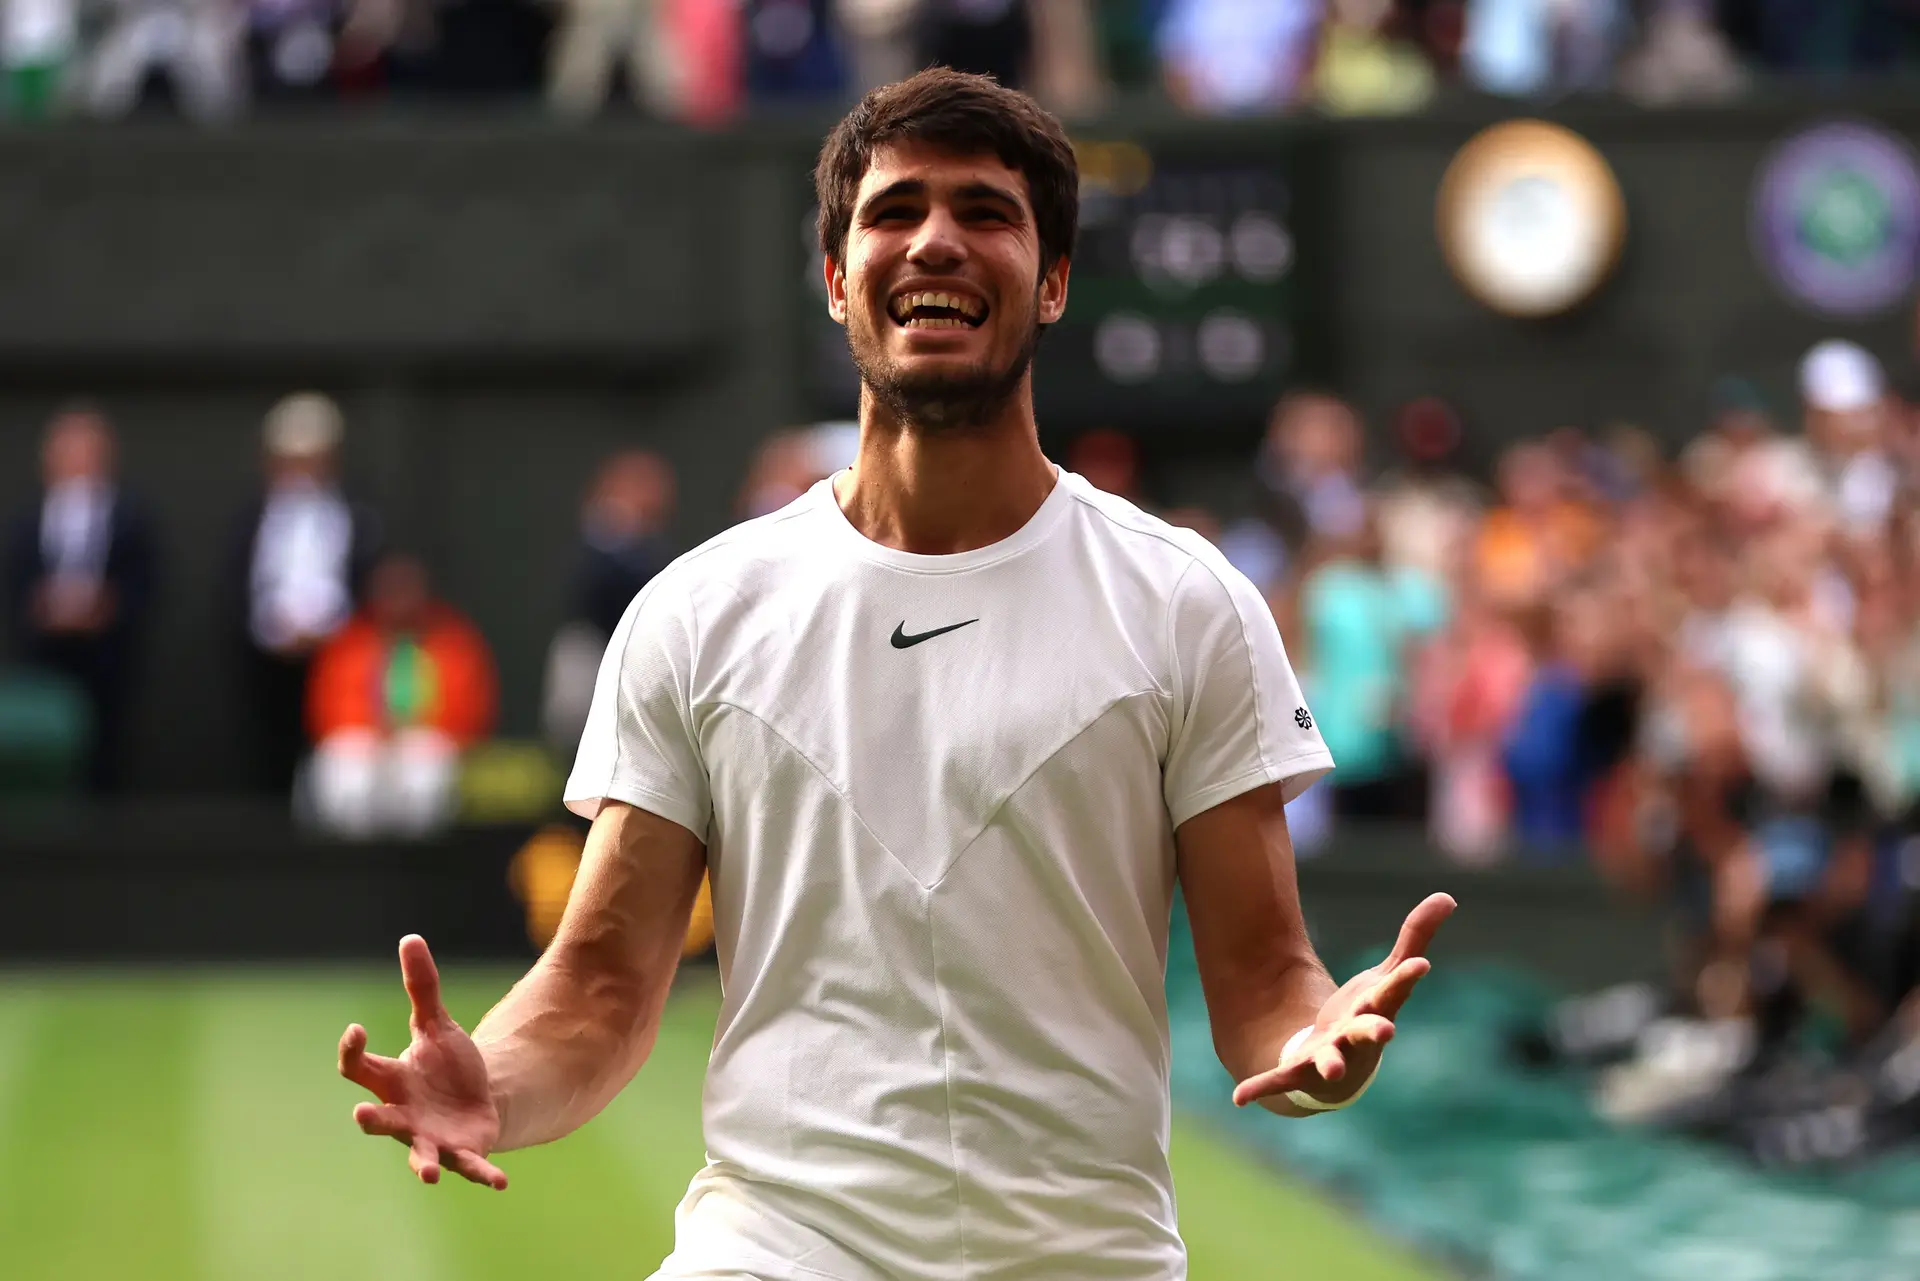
1175;783;1315;990
551;801;708;979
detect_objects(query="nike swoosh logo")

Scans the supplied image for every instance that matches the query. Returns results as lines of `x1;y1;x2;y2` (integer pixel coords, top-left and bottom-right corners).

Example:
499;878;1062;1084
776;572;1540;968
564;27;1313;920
890;619;979;649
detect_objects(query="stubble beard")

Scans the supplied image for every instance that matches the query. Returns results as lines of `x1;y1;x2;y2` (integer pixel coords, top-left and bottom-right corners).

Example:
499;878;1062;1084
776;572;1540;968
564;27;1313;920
847;294;1044;434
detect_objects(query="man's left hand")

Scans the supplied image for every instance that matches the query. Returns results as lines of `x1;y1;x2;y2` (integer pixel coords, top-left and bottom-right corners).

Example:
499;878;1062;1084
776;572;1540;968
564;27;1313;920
1232;892;1456;1110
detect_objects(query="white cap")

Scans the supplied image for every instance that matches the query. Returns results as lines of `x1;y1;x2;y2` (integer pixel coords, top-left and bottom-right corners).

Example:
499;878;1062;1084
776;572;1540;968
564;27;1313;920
1798;340;1884;414
264;392;344;459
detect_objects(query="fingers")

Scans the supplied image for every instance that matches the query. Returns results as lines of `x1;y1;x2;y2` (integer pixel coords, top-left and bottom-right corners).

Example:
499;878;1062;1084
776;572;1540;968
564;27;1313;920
409;1135;442;1184
399;935;451;1035
1332;1013;1396;1050
1314;1041;1347;1083
444;1149;510;1191
1361;956;1432;1020
1383;892;1457;968
354;1101;414;1140
1232;1060;1315;1108
338;1024;406;1102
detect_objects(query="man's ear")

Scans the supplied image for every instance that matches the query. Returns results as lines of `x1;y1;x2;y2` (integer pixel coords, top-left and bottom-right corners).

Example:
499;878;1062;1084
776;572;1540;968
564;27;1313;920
824;254;848;326
1038;255;1071;326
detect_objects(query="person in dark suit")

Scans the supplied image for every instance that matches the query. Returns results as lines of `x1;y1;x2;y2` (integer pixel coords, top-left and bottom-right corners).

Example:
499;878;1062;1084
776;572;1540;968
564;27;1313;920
3;405;157;793
231;392;382;796
541;449;675;754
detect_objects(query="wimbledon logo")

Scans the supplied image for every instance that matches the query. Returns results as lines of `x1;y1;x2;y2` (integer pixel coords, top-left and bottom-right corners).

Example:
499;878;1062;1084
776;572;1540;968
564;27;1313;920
1753;121;1920;317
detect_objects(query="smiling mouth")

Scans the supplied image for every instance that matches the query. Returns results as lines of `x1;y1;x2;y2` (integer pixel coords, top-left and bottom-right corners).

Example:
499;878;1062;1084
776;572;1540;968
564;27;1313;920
888;290;988;330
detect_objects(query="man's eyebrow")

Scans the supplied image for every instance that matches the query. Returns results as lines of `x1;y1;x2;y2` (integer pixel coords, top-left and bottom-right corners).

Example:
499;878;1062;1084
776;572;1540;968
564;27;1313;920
955;182;1025;210
858;179;926;214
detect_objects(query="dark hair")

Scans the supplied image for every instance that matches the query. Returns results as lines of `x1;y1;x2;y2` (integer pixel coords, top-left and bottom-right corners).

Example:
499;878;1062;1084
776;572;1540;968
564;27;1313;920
814;67;1079;276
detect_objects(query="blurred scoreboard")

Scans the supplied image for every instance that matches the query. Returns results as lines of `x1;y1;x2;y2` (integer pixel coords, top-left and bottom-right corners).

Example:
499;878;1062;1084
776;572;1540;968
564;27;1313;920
799;134;1328;438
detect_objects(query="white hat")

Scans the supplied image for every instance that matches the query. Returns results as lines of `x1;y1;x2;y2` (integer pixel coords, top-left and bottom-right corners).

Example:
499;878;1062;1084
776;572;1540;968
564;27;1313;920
264;392;344;459
1798;339;1884;414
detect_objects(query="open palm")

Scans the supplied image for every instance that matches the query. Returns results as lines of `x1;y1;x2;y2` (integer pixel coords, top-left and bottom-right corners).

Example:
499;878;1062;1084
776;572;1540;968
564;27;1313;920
338;934;509;1190
1233;893;1457;1110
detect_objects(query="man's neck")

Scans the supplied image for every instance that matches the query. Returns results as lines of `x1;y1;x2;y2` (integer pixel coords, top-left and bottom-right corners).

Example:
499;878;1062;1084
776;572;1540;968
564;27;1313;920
834;385;1056;555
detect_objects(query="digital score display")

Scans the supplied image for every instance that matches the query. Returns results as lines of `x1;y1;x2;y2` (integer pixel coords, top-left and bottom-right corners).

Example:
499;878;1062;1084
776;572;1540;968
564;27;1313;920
798;135;1324;437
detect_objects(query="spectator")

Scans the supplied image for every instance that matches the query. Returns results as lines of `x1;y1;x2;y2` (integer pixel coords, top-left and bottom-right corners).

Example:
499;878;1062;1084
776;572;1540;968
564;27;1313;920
743;0;847;106
1410;576;1531;861
1156;0;1320;115
1474;440;1604;611
232;392;381;797
247;0;340;101
1294;511;1442;823
1799;339;1901;540
1066;426;1143;503
1461;0;1627;96
1314;0;1435;116
1501;593;1612;856
915;0;1034;89
1616;0;1745;105
546;0;677;117
3;405;156;793
839;0;918;95
542;449;676;755
1;0;76;118
305;553;497;839
1254;390;1368;556
83;0;246;119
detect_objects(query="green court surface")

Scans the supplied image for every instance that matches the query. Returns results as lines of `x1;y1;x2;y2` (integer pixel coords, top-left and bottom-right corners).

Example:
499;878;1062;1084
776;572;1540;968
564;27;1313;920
0;968;1442;1281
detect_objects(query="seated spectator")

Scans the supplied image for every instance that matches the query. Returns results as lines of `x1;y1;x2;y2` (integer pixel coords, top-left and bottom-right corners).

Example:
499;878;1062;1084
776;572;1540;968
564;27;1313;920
743;0;846;106
915;0;1033;90
1295;511;1444;823
1474;440;1604;611
1;0;76;118
305;554;497;839
546;0;677;117
1462;0;1626;96
232;392;381;796
3;405;156;793
83;0;246;119
1066;427;1144;503
1156;0;1320;116
247;0;340;102
1254;389;1368;557
1314;0;1434;116
1500;592;1616;857
542;449;676;755
1410;579;1531;862
1615;0;1745;105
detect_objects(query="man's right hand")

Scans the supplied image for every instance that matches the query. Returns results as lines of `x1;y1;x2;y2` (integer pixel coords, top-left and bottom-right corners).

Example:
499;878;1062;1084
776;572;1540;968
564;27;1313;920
339;934;509;1190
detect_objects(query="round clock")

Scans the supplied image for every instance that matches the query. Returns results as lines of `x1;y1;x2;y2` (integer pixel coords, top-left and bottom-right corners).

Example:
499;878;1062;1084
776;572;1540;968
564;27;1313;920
1437;120;1627;318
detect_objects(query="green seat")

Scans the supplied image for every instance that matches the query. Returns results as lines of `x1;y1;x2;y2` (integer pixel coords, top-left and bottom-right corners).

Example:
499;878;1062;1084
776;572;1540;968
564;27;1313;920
0;667;92;795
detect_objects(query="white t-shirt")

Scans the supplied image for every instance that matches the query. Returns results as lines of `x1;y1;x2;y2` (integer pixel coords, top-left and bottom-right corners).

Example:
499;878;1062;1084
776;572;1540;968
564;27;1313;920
566;468;1332;1281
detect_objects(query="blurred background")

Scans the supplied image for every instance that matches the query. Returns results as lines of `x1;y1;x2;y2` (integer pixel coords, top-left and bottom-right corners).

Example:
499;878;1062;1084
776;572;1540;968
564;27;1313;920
8;2;1920;1278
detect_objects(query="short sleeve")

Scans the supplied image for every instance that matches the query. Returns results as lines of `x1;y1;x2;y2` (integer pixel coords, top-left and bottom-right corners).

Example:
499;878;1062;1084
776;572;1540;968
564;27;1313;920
1163;557;1334;827
562;575;711;839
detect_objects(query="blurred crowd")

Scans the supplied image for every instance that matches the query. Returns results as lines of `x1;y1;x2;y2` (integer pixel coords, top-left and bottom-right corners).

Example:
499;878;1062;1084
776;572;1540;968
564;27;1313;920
8;0;1920;123
1147;337;1920;1059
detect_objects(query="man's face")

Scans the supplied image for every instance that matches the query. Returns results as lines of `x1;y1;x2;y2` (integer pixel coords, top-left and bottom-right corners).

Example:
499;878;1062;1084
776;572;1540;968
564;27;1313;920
826;141;1069;430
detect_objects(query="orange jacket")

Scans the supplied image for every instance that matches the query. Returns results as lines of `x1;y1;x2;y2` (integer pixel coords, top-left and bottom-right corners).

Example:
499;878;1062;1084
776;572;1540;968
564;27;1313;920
307;607;498;746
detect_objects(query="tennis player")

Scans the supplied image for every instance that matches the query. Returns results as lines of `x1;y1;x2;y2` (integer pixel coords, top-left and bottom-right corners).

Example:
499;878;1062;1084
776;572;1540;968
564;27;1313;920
339;67;1456;1280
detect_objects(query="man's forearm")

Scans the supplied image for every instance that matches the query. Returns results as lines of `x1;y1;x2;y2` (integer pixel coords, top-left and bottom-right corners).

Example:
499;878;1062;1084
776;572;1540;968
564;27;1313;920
1214;956;1335;1083
471;943;669;1151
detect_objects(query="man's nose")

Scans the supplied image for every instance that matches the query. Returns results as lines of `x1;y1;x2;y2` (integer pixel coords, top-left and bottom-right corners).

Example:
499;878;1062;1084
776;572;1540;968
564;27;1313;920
907;206;966;269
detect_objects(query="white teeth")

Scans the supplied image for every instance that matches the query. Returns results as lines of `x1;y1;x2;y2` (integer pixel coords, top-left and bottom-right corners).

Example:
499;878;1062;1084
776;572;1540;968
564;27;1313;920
890;290;985;323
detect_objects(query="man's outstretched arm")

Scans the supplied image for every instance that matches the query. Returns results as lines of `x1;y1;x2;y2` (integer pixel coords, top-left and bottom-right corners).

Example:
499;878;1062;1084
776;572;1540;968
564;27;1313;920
475;801;707;1151
340;800;706;1185
1176;782;1454;1117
